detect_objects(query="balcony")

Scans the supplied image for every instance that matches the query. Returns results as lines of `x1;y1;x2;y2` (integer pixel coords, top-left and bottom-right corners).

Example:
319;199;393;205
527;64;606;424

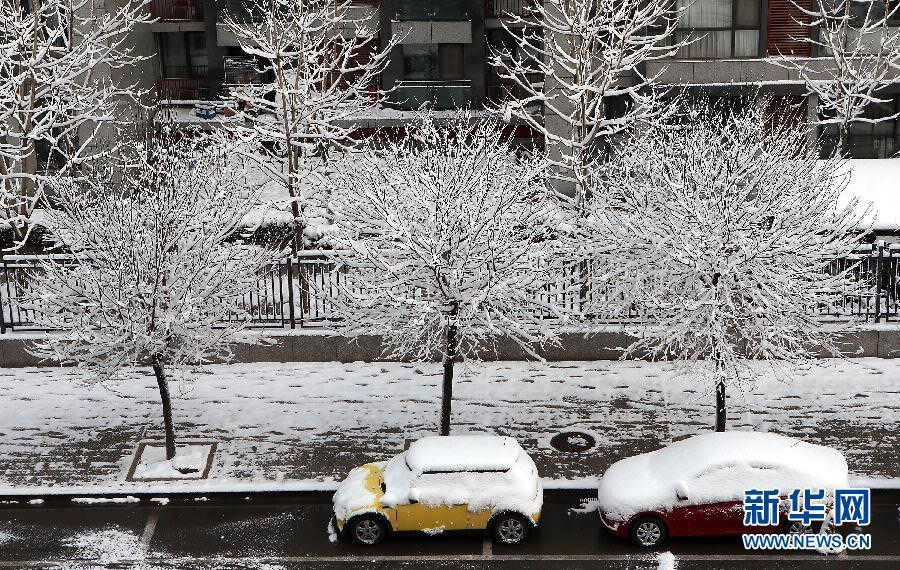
150;0;204;21
155;65;209;102
389;80;472;111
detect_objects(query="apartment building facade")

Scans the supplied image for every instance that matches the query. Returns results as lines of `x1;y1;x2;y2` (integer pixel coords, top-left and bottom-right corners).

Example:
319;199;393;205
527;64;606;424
144;0;900;158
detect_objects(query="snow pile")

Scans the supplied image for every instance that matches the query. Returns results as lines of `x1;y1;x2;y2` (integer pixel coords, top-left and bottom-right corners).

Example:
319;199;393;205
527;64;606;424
72;496;139;505
62;527;144;563
131;444;214;480
657;551;677;570
568;498;599;515
597;432;849;521
332;464;380;521
405;436;522;473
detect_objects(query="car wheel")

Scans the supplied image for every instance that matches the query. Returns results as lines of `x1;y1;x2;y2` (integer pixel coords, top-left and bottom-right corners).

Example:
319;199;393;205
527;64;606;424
630;516;667;547
349;514;388;546
492;512;531;545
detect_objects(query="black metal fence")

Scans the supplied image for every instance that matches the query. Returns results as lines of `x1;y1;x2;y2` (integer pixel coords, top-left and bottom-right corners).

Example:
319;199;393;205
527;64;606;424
0;253;346;333
2;245;899;333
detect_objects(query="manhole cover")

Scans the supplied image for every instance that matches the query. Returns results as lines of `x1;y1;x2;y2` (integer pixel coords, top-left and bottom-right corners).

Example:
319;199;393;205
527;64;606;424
550;431;596;453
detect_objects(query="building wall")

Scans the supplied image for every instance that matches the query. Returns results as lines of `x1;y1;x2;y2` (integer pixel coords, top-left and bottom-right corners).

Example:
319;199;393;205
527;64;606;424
139;0;898;157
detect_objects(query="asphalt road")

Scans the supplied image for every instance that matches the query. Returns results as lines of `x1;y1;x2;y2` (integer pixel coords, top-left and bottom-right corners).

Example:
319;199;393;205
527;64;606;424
0;490;898;569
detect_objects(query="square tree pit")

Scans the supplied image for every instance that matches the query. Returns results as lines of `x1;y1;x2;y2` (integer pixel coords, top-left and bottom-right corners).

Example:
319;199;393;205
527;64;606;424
127;441;217;482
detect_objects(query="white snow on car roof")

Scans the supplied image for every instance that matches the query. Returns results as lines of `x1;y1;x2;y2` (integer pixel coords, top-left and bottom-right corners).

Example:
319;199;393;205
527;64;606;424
598;431;849;521
648;431;847;481
405;435;522;473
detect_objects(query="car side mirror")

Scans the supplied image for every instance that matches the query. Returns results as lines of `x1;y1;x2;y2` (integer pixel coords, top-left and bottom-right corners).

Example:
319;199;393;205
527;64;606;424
675;481;689;501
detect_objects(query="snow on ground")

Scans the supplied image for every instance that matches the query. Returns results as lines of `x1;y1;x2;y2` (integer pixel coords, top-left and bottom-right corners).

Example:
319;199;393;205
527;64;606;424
131;443;214;480
656;551;677;570
61;527;145;563
0;359;898;489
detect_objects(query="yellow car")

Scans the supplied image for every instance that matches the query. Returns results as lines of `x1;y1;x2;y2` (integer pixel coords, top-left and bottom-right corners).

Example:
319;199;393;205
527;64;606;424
332;435;543;546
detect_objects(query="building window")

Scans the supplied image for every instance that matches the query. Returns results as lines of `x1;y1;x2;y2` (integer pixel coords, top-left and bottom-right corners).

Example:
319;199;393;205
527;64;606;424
394;0;468;21
672;0;761;58
848;0;900;26
820;96;899;158
402;44;465;80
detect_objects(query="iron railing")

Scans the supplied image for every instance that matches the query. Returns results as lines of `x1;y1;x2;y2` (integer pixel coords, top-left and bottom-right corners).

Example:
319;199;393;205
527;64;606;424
1;245;898;333
485;0;535;18
390;80;473;110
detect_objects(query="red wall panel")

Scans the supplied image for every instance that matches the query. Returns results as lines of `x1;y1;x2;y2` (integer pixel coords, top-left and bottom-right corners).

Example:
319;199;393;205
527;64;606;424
767;0;813;56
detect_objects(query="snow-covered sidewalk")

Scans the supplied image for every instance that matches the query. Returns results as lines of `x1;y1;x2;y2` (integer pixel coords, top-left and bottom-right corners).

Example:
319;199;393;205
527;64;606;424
1;358;898;492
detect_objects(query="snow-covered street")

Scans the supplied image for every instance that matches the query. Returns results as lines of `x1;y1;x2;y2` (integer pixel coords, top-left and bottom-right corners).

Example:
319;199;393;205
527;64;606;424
2;358;898;491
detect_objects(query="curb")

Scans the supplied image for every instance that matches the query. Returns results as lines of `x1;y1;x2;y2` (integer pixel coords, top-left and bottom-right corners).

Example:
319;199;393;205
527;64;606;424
0;488;598;509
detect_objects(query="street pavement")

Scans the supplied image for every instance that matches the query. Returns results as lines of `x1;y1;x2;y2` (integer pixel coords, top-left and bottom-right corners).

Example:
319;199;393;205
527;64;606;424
1;491;898;569
4;359;900;490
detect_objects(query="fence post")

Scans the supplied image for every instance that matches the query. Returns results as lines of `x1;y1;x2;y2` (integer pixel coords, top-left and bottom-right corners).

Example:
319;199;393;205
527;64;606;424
875;242;884;323
285;256;297;329
0;268;5;334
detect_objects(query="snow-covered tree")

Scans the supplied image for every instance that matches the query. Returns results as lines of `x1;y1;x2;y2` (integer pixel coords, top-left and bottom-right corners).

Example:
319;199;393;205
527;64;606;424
587;100;870;432
780;0;900;156
329;115;566;435
28;126;273;459
221;0;397;250
487;0;683;207
0;0;148;249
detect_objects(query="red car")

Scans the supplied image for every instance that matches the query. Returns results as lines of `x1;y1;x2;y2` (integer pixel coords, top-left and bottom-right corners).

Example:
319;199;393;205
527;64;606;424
597;432;849;547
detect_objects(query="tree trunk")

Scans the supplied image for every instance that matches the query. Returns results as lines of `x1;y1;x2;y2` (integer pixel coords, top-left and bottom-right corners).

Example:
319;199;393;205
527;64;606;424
839;122;850;158
715;380;726;433
152;355;177;460
440;302;459;436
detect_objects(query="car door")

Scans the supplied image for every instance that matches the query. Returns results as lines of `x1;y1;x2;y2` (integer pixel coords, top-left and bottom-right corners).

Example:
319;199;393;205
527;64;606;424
669;467;746;536
671;500;744;536
393;472;471;532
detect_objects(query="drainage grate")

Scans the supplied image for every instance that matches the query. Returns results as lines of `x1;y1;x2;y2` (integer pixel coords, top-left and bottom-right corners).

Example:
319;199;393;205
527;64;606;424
549;431;596;453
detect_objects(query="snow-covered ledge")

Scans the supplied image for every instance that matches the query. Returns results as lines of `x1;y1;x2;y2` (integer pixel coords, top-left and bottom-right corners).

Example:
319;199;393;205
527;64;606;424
1;327;897;366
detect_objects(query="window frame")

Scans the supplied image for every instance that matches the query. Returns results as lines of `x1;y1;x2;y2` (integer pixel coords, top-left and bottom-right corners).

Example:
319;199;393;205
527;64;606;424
674;0;763;59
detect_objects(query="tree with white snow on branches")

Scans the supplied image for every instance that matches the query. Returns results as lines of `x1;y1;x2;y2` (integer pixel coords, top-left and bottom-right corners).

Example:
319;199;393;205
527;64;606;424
587;100;870;432
28;126;273;460
779;0;900;157
0;0;148;249
221;0;397;250
329;115;567;436
487;0;684;207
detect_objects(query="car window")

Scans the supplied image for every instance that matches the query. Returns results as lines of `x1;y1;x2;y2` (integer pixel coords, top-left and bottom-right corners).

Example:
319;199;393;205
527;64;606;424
689;463;745;503
411;471;503;506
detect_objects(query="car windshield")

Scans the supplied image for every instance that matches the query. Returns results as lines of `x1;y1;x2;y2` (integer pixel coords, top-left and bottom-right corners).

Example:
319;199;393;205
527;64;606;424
380;453;413;506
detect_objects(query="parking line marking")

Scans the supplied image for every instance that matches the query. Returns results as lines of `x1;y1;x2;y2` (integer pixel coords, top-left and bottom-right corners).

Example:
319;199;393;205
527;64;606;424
141;510;159;550
482;536;492;556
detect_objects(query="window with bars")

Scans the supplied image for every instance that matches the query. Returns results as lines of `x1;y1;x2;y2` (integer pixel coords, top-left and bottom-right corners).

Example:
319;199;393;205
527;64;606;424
671;0;762;58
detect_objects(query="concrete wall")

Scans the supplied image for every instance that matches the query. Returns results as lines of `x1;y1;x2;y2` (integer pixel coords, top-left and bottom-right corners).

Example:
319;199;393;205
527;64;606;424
1;328;896;367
